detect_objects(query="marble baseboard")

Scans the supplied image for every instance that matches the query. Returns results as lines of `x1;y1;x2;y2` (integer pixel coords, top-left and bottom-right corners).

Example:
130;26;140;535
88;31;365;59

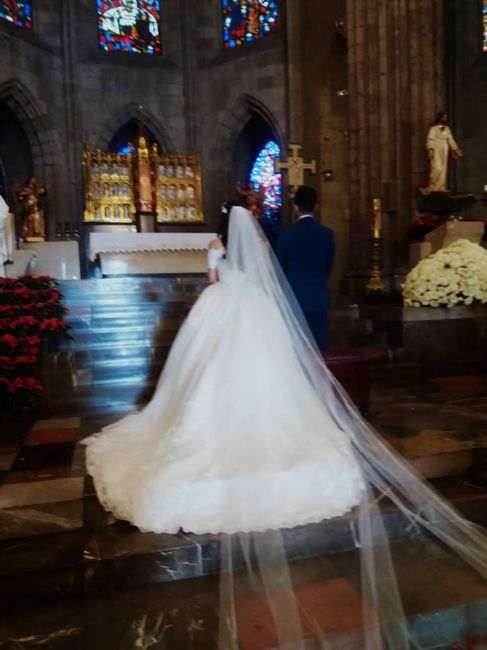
361;305;487;367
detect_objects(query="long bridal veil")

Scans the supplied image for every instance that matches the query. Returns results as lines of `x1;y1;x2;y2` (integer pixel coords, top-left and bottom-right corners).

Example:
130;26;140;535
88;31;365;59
217;207;487;649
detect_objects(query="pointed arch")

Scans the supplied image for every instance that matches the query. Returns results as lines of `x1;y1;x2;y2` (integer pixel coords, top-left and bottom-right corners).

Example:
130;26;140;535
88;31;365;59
210;94;284;167
96;104;174;154
0;78;58;184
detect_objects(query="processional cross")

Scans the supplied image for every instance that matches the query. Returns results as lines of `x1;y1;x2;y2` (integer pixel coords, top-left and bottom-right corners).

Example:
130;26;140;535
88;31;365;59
275;144;317;193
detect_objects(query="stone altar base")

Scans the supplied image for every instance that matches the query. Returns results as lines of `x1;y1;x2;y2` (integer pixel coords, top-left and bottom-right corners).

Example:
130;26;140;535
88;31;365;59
409;220;485;267
20;241;81;280
361;304;487;374
99;249;208;276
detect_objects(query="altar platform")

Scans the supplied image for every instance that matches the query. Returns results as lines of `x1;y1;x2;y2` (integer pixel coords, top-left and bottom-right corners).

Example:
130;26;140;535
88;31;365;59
2;298;487;647
88;232;216;276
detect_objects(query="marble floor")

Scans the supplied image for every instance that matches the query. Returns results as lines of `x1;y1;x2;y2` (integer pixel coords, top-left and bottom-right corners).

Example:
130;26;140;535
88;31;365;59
1;370;487;648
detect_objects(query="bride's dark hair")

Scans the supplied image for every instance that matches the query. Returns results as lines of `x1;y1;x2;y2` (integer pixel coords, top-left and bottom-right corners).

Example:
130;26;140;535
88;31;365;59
218;199;241;247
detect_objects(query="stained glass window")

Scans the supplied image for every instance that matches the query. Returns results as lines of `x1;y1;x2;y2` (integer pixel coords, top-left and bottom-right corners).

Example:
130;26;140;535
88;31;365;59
222;0;278;49
0;1;32;29
484;0;487;52
97;1;161;54
249;140;282;211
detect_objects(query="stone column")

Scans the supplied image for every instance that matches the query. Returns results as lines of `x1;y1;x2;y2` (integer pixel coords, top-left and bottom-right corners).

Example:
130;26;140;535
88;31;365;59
346;0;444;292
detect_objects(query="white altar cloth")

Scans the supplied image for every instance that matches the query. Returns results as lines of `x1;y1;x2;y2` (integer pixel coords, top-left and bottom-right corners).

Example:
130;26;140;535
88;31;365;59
88;232;216;262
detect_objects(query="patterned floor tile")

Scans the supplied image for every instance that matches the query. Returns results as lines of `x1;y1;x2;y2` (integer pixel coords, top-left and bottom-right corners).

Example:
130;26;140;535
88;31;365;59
0;477;84;508
0;450;19;471
4;465;83;484
0;499;84;540
11;443;75;472
235;578;377;650
25;428;79;446
32;417;81;432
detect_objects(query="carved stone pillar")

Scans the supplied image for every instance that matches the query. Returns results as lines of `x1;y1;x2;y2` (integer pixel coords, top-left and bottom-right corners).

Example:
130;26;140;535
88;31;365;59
346;0;444;291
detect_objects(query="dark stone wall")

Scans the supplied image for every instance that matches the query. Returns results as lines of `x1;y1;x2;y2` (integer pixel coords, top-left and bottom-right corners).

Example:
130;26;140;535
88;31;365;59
298;0;350;292
0;0;288;238
446;0;487;219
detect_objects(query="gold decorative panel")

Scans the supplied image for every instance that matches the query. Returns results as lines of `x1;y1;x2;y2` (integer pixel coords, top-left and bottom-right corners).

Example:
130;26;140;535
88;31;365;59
83;143;204;225
151;149;203;224
83;148;136;223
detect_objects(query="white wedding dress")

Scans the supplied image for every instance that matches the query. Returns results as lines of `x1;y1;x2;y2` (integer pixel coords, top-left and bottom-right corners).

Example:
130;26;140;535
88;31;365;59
84;214;365;534
84;208;487;649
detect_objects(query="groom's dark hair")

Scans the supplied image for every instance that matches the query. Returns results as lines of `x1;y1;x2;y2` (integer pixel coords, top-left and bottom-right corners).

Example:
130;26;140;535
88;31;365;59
294;186;317;213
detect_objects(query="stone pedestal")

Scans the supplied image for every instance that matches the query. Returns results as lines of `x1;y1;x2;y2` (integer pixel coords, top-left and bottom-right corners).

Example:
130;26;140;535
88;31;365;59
409;242;432;267
425;221;484;254
20;241;81;280
361;304;487;374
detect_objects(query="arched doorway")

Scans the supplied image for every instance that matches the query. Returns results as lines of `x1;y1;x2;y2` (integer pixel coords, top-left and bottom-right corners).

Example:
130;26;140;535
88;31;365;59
0;100;34;206
108;118;161;154
233;112;282;241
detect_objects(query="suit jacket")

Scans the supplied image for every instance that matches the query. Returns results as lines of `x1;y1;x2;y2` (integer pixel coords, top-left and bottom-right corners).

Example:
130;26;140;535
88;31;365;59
276;217;335;311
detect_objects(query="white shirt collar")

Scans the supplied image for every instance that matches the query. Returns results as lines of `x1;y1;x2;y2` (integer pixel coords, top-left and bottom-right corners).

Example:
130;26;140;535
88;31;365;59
297;214;314;221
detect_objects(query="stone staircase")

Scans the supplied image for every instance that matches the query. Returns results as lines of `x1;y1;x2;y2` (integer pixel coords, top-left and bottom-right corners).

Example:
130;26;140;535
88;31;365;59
40;277;207;414
39;278;388;415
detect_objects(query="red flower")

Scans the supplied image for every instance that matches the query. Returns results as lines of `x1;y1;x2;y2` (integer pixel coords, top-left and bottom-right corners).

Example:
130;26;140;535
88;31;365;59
9;376;43;393
13;286;31;298
15;356;37;365
0;357;14;370
24;335;41;346
0;334;17;348
11;315;39;328
40;318;69;333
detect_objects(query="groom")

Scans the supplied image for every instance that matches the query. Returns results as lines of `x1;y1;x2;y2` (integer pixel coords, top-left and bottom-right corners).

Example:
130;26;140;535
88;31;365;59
276;186;335;348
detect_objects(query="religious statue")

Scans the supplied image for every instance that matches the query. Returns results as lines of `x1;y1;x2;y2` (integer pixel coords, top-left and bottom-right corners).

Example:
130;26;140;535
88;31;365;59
0;194;13;270
17;176;47;241
425;112;463;193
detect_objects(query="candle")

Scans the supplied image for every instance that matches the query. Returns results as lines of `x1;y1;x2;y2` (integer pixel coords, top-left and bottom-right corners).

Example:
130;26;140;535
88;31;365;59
372;198;382;236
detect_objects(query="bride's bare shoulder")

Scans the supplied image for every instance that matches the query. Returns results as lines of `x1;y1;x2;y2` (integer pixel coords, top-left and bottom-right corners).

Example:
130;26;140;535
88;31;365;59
208;238;224;250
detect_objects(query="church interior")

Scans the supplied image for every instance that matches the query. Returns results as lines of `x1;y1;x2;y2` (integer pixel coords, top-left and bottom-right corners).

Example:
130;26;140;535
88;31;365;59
1;0;487;648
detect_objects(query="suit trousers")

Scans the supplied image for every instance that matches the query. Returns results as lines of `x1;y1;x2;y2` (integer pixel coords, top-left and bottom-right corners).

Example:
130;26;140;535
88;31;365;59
304;309;328;348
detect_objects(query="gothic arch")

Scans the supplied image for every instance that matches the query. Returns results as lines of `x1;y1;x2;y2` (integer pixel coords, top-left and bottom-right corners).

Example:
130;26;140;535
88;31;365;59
0;79;58;185
211;94;284;168
97;104;174;153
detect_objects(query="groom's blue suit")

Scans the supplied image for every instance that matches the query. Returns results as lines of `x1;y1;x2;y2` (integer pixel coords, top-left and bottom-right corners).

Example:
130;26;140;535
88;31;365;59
276;215;335;347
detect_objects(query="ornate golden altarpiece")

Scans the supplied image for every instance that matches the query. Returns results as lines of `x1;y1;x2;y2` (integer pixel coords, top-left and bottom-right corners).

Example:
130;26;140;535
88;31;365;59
83;138;204;225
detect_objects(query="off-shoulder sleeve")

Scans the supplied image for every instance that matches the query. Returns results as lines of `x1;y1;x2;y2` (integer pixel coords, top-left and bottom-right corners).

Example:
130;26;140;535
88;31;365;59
208;247;223;269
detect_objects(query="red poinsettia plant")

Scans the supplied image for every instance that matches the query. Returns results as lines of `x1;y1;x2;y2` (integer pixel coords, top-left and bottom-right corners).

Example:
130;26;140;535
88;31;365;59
0;275;70;409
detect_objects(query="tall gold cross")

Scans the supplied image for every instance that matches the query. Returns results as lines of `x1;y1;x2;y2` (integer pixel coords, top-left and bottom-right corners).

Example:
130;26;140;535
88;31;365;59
275;144;317;191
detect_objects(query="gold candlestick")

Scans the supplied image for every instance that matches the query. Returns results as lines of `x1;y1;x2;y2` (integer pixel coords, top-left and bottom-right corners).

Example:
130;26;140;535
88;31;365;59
366;198;385;292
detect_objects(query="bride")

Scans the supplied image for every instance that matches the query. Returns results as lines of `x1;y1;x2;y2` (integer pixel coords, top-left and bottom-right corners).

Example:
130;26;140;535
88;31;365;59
84;205;487;648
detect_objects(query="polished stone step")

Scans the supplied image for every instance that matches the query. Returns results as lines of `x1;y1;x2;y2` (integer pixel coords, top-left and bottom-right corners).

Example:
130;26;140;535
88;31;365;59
1;478;487;650
1;540;487;649
61;322;184;346
43;345;171;370
2;475;486;604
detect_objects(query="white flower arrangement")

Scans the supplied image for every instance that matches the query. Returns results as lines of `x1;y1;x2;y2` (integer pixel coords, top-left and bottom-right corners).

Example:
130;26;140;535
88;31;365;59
403;239;487;307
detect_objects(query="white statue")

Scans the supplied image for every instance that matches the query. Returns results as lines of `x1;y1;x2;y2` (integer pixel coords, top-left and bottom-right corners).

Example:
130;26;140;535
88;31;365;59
426;112;463;192
0;195;14;274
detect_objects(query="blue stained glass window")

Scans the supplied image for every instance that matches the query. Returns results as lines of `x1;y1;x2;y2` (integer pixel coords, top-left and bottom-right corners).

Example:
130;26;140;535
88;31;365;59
249;140;282;211
117;145;134;155
222;0;279;49
0;1;32;29
97;0;161;54
484;0;487;52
